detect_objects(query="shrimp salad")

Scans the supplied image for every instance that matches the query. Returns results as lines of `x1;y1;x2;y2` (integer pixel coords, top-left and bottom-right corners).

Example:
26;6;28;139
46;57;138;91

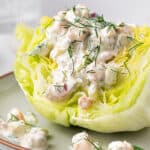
29;4;133;109
0;108;49;150
71;132;143;150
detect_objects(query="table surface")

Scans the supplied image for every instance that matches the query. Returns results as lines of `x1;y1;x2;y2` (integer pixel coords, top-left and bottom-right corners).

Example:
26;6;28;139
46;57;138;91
1;0;150;75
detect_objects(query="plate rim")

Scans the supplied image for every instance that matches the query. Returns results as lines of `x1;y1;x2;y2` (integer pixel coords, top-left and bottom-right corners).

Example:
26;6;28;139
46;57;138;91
0;71;13;79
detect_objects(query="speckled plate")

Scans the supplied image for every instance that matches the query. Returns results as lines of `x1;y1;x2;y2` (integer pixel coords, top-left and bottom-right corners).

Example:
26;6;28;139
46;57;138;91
0;72;149;150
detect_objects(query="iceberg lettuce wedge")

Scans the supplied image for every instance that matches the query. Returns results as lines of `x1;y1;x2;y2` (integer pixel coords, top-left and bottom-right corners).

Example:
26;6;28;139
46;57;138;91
14;18;150;132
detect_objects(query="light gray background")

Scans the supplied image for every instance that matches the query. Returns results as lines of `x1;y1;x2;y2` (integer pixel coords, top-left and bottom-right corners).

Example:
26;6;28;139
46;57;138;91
0;0;150;75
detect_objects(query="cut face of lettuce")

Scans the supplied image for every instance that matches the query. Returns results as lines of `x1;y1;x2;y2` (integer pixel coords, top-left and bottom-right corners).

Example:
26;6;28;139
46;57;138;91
14;18;150;132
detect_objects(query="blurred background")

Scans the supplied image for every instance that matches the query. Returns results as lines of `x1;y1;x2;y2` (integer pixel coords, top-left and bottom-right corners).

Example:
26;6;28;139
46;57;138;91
0;0;150;75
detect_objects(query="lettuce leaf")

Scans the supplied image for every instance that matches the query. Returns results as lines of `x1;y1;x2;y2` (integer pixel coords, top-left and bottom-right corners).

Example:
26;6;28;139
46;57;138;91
14;19;150;132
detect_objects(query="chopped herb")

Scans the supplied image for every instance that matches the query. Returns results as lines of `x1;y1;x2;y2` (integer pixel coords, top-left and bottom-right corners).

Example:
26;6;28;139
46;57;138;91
94;23;98;38
84;55;93;66
96;15;105;24
128;42;143;53
87;79;91;86
62;11;67;15
88;38;92;50
62;70;67;81
86;70;96;73
67;43;75;75
126;36;134;41
123;61;130;74
8;113;19;122
27;41;47;56
53;84;64;93
107;22;117;30
94;45;101;66
66;14;117;32
24;122;35;127
61;24;71;29
83;39;101;68
82;30;87;34
67;21;85;28
132;145;144;150
68;44;73;58
71;59;75;75
8;113;34;127
72;5;76;12
74;17;80;22
110;68;127;75
85;138;102;150
119;22;125;27
72;40;82;43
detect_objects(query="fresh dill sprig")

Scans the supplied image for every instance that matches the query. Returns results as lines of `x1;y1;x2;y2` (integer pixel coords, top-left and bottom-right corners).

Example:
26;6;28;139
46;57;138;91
132;145;144;150
27;41;47;56
86;70;96;73
110;68;127;75
83;54;93;67
8;114;34;127
67;43;75;75
62;70;67;81
83;42;101;68
8;113;19;122
85;138;103;150
93;15;116;30
128;42;143;52
68;44;73;58
126;36;134;41
70;14;117;31
94;21;98;37
53;84;64;93
72;5;76;12
94;44;101;66
118;22;125;27
123;61;130;74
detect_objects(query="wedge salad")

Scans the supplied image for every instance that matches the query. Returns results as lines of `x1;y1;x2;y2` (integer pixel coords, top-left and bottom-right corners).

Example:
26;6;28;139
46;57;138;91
15;4;150;132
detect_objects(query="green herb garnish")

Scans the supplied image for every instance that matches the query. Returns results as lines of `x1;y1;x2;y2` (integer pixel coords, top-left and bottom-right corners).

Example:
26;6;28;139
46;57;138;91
8;113;34;127
62;70;67;81
53;84;64;93
72;5;76;12
8;114;19;122
94;22;98;38
68;44;73;58
84;55;93;66
68;43;75;75
85;138;102;150
119;22;125;27
129;42;143;52
27;42;47;56
133;145;144;150
94;45;101;66
86;70;96;73
123;61;130;74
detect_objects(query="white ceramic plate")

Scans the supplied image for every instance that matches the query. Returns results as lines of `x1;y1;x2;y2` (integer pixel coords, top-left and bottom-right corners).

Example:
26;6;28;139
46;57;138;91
0;72;149;150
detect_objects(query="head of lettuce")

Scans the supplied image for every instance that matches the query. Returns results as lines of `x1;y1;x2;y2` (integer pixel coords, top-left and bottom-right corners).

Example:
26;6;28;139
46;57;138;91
14;13;150;133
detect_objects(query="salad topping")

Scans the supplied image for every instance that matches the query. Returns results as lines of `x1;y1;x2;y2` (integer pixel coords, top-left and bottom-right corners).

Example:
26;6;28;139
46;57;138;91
0;108;49;150
29;4;133;106
71;132;143;150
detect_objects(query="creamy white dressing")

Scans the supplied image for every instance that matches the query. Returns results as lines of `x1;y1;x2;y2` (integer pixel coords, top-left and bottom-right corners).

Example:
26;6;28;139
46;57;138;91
0;108;49;150
30;4;133;105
